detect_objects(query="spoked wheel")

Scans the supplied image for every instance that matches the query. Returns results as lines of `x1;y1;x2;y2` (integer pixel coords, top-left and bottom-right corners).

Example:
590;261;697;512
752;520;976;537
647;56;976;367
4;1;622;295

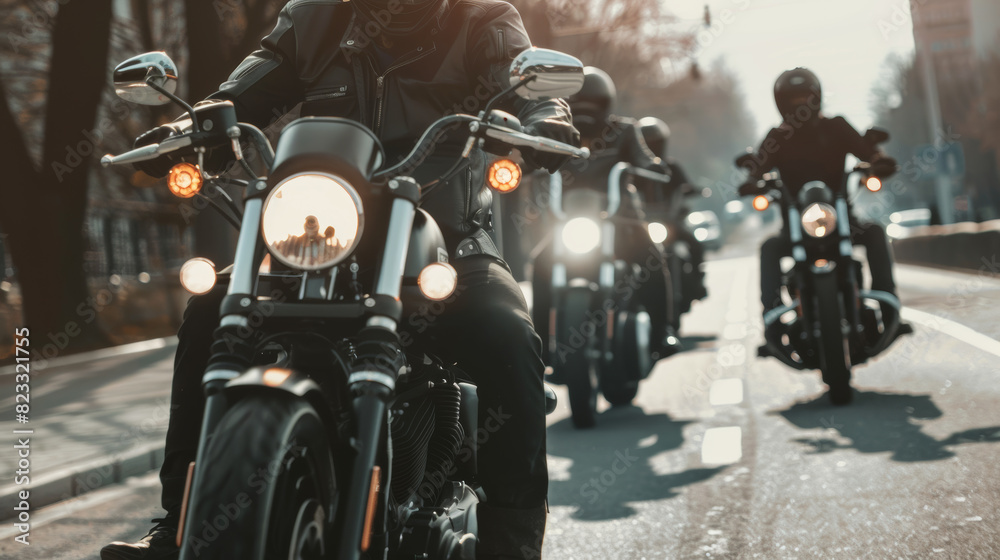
557;289;598;428
814;274;853;405
180;395;337;560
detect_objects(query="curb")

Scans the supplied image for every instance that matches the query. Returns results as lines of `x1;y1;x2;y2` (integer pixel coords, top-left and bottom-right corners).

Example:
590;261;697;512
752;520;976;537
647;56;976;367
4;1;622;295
0;336;178;377
0;441;164;521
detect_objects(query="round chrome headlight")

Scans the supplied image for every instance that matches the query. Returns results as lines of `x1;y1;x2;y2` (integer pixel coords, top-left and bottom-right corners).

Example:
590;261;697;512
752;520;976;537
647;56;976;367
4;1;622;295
562;217;601;254
262;172;364;270
801;203;837;238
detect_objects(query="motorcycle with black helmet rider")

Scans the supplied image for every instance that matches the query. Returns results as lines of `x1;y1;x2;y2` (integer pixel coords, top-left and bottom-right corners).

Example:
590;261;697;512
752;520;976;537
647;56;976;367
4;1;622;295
736;67;913;404
636;116;709;318
99;1;580;559
531;66;681;428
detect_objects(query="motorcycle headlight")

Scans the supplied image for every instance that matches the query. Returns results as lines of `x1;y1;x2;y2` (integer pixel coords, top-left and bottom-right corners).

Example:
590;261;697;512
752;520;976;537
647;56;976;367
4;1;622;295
562;217;601;254
801;203;837;238
262;172;364;270
648;222;668;244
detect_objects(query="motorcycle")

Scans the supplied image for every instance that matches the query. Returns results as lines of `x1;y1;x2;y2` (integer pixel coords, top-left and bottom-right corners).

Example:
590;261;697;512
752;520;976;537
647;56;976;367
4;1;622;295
643;179;707;322
735;128;905;405
537;163;672;428
102;47;588;560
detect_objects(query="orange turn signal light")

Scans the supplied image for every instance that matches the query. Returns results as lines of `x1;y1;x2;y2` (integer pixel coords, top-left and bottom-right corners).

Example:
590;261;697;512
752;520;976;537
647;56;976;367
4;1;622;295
168;162;203;199
488;159;522;193
866;176;882;192
752;195;770;211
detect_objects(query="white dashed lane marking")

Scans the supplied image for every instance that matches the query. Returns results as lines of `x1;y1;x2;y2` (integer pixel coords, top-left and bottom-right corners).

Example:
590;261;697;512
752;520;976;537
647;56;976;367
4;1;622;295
709;378;745;406
701;426;743;465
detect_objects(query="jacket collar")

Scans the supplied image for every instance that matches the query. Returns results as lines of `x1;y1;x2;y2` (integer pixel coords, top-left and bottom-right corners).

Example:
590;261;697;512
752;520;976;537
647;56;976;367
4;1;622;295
339;3;446;56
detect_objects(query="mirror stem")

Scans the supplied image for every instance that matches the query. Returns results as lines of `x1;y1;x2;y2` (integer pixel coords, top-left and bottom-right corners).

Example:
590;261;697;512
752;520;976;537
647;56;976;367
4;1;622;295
481;75;537;120
146;78;201;133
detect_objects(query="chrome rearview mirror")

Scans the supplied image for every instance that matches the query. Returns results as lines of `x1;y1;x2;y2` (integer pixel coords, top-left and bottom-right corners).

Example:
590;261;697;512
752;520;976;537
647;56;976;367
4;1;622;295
509;48;585;100
113;52;179;106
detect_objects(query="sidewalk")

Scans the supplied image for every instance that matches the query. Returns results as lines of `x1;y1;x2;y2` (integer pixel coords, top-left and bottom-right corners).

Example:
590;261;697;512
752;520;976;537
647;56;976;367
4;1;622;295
0;339;176;520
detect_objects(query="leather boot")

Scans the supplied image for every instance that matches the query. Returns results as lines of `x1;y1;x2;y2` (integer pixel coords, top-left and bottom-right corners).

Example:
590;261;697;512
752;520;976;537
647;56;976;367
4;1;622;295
477;503;547;560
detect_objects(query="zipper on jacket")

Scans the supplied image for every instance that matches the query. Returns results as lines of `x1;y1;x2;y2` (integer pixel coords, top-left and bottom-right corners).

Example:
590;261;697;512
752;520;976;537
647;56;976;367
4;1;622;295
368;46;436;137
497;28;506;57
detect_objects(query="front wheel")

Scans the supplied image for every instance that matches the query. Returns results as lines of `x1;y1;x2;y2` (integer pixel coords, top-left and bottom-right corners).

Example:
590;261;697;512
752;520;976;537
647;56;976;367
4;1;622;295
180;394;338;560
556;289;598;428
814;274;853;405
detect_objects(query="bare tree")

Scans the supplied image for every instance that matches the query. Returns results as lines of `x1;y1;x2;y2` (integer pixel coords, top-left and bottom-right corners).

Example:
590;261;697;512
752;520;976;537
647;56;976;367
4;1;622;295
0;0;114;344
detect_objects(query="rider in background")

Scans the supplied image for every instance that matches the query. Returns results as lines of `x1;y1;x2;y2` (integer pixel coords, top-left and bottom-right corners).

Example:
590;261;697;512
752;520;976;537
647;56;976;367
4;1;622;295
637;116;708;308
743;67;910;349
531;67;681;364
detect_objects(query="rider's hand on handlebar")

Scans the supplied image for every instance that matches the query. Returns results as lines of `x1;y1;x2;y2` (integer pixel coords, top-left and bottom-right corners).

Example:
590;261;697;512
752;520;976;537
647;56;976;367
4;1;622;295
520;119;581;173
870;155;898;179
737;181;760;197
132;125;180;178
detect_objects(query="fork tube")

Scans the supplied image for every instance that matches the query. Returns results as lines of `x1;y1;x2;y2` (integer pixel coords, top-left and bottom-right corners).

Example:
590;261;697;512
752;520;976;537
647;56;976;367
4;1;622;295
374;197;416;301
227;197;263;297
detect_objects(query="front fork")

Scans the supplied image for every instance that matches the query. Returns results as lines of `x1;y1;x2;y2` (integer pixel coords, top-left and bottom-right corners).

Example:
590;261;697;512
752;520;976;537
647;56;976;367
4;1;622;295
178;179;421;560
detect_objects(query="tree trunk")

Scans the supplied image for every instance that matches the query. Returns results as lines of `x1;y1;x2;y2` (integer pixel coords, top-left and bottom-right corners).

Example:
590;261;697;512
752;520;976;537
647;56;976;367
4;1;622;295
0;0;113;348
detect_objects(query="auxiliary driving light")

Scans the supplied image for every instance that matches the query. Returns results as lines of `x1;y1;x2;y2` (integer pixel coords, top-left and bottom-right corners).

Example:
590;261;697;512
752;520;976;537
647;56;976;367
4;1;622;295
866;177;882;192
418;262;458;301
179;258;216;295
168;163;203;199
488;159;522;193
648;222;669;244
752;195;770;211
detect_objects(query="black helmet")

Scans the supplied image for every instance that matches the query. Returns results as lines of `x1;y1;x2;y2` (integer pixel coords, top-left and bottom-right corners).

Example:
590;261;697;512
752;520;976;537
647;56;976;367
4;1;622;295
353;0;448;38
774;67;822;122
568;67;617;138
638;117;671;160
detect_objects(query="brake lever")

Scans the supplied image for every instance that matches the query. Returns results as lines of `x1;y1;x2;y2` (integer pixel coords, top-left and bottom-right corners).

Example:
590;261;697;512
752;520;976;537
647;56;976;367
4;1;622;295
100;135;193;167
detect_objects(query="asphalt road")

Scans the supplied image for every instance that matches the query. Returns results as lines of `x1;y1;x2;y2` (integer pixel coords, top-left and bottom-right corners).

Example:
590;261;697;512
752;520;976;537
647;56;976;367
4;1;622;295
2;255;999;559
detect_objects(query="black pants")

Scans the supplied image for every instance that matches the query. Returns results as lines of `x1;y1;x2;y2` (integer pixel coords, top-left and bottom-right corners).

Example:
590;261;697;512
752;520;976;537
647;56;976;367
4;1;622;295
759;221;897;311
531;222;672;363
160;255;547;514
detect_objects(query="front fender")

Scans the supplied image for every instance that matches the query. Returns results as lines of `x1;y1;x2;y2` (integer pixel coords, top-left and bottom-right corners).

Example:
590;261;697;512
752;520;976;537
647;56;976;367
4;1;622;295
225;365;325;399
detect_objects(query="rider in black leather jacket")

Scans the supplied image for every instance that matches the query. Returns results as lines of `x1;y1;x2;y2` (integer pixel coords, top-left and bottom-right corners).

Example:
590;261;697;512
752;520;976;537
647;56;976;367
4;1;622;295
102;2;577;559
531;67;681;366
745;67;908;349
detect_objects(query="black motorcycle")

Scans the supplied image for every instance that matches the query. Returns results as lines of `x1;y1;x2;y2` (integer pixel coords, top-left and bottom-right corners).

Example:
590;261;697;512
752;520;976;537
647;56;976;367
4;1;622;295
536;163;672;428
642;178;706;323
735;128;905;405
102;47;588;560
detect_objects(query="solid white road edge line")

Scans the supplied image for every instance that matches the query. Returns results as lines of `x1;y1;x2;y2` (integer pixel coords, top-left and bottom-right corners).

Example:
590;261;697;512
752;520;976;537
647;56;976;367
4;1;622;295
901;307;1000;359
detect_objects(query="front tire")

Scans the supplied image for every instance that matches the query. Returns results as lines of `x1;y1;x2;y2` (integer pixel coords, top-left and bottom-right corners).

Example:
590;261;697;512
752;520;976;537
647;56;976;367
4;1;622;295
556;289;598;428
180;394;337;560
814;274;853;405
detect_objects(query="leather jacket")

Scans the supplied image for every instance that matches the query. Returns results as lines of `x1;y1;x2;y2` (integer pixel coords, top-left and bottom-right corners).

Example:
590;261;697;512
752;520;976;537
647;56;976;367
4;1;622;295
209;0;575;259
560;115;663;218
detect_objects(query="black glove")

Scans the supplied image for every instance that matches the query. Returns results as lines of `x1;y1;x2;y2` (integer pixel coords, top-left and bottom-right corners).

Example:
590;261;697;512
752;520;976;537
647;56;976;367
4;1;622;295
870;155;898;179
132;125;180;179
521;119;581;174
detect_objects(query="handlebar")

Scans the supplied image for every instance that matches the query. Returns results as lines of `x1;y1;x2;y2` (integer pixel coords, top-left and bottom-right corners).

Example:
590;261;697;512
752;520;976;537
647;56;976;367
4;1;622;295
103;112;589;184
100;135;193;167
483;127;590;159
